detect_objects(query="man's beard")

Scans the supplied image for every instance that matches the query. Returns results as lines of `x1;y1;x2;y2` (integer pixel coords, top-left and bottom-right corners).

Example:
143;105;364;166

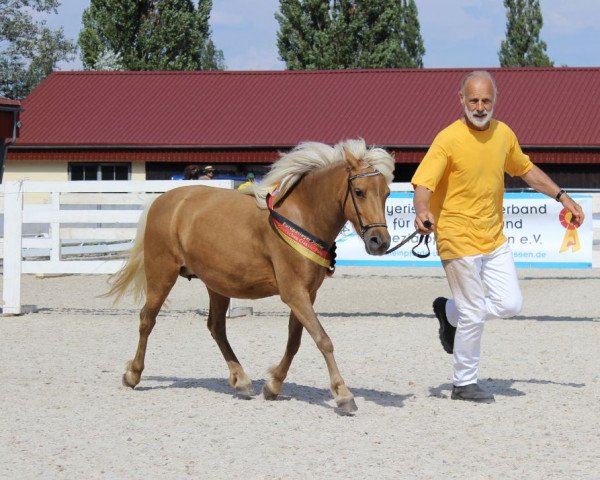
464;106;493;129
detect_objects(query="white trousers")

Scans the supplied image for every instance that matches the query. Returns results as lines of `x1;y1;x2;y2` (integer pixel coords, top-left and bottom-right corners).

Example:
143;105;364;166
442;242;522;386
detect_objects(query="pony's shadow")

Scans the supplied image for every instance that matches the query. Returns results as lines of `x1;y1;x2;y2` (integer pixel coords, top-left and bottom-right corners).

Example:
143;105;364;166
140;375;413;412
429;377;586;399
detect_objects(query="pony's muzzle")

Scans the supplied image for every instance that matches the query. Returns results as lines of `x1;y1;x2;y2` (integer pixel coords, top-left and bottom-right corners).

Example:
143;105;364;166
364;228;391;255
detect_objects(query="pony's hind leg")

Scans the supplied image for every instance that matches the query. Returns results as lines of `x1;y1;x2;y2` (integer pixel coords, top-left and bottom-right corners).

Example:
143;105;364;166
206;289;256;398
263;312;303;400
123;266;178;388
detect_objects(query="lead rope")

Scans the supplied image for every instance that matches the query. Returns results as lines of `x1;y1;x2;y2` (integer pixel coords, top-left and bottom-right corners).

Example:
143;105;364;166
385;220;432;258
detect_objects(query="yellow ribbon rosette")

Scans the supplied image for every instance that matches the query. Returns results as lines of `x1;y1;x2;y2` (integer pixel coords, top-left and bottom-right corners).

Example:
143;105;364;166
558;208;580;253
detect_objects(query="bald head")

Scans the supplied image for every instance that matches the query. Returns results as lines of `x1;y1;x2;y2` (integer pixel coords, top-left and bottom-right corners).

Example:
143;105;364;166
460;70;497;100
459;70;497;130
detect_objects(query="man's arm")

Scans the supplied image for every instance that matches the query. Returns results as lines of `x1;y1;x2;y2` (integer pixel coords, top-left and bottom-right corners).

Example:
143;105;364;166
520;165;585;226
413;185;435;233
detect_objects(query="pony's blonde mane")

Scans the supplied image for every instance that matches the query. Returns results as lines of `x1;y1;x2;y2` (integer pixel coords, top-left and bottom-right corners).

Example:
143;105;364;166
243;138;395;208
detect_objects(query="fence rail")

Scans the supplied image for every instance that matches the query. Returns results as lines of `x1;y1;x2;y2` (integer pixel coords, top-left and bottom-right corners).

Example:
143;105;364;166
1;180;233;315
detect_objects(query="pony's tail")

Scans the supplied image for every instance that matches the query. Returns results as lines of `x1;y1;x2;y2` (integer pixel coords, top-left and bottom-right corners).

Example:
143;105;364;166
103;202;151;304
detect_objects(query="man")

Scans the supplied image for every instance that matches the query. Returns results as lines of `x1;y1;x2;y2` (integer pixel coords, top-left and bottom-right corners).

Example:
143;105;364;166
411;70;584;403
199;165;215;180
237;172;255;190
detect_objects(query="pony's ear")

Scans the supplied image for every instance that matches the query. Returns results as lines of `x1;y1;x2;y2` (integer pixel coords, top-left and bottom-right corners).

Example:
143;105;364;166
343;146;362;170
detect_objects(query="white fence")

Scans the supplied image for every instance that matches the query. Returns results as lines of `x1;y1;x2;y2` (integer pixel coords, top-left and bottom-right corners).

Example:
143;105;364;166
1;180;599;315
1;180;233;315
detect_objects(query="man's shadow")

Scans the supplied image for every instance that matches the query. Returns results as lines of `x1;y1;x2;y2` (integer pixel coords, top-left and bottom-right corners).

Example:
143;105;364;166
429;377;586;398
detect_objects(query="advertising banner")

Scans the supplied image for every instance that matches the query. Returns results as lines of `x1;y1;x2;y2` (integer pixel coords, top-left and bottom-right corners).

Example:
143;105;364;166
335;192;593;268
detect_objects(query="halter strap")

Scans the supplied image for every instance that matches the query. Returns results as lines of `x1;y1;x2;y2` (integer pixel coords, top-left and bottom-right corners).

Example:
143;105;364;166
348;170;382;182
346;168;388;238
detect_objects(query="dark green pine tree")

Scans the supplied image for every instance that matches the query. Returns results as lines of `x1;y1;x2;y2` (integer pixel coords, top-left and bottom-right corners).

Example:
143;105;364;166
400;0;424;68
275;0;334;69
78;0;224;71
499;0;553;67
276;0;425;70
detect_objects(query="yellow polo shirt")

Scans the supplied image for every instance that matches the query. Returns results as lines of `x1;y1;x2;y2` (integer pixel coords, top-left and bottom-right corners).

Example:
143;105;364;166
411;119;533;260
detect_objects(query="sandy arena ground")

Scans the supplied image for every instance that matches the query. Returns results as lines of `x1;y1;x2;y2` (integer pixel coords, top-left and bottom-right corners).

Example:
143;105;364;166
1;266;599;479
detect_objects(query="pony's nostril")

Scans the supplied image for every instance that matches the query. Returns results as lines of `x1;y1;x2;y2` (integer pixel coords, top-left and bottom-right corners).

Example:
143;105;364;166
369;236;381;247
367;234;390;254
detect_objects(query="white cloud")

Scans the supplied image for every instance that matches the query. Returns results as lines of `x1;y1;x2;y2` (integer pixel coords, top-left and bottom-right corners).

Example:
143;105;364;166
225;47;283;71
419;0;505;42
210;11;244;27
543;0;600;34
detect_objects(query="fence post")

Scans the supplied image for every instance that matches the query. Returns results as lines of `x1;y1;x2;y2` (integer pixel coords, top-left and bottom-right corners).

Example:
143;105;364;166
50;191;60;262
2;181;23;315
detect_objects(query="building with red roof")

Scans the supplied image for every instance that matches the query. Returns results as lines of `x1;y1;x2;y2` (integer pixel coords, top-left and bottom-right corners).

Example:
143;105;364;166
1;96;22;183
4;67;600;186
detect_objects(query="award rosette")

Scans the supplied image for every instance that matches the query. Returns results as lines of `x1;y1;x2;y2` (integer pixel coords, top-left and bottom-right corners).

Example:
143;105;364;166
558;207;580;253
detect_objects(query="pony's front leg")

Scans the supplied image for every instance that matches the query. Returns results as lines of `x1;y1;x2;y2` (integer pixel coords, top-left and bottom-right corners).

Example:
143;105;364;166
263;312;303;400
206;289;256;398
317;332;358;415
283;294;358;414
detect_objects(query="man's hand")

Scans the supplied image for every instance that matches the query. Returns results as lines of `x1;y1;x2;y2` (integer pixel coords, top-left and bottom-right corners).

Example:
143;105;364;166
415;215;434;234
560;194;585;227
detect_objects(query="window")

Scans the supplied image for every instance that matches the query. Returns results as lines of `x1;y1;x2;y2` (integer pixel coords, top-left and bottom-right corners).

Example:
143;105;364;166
69;163;130;181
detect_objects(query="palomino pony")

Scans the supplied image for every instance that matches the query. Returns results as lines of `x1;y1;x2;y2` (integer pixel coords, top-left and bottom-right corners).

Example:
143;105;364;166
107;138;394;414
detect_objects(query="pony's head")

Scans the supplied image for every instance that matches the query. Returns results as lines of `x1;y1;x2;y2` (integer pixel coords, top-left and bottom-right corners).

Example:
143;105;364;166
338;140;393;255
250;138;394;255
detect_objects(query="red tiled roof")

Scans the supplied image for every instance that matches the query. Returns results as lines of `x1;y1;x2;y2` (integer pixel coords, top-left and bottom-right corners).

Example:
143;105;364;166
17;68;600;149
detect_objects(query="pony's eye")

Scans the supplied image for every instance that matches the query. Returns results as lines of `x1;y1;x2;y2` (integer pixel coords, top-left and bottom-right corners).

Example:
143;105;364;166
354;188;365;198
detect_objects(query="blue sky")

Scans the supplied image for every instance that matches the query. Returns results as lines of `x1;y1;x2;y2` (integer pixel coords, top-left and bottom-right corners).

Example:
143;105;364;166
46;0;600;70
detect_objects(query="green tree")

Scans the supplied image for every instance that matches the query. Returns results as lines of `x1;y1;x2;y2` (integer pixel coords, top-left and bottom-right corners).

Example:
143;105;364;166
0;0;76;99
275;0;332;70
93;49;124;71
276;0;425;70
79;0;224;71
400;0;424;68
499;0;553;67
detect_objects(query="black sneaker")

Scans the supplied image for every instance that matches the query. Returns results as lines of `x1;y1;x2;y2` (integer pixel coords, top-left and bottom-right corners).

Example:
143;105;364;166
451;383;495;403
433;297;455;354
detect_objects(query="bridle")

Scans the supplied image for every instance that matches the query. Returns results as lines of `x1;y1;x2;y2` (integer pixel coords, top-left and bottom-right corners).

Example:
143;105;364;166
346;166;431;258
345;167;388;239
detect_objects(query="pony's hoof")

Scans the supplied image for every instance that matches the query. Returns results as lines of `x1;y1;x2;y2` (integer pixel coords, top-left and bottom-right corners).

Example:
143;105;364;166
122;361;140;388
122;372;137;389
235;384;257;400
335;397;358;416
262;383;279;401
